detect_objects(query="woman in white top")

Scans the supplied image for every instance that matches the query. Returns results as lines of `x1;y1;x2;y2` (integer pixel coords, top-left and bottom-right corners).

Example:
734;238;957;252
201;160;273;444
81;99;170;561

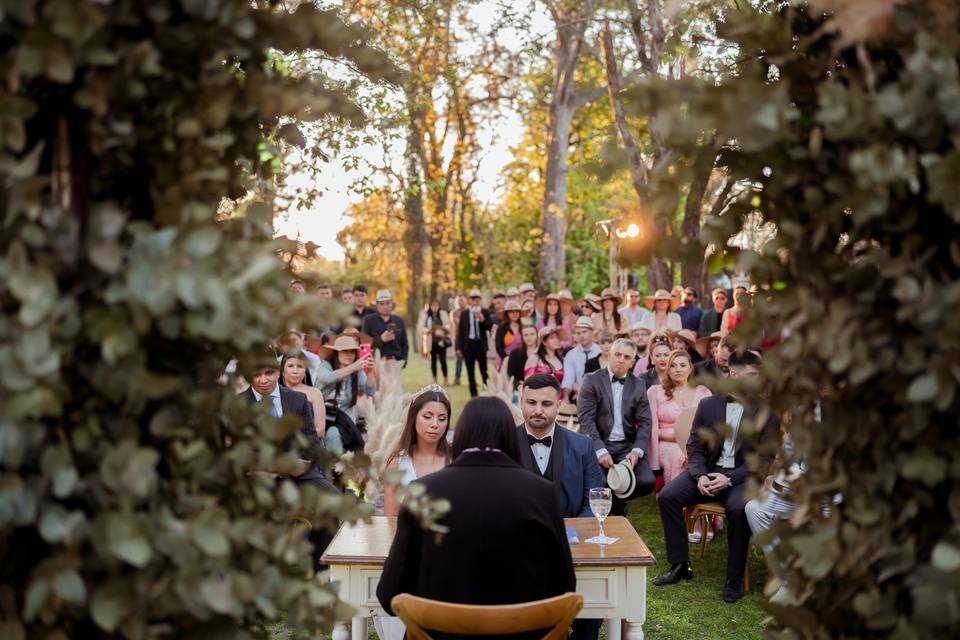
382;385;452;516
643;289;682;332
376;385;452;640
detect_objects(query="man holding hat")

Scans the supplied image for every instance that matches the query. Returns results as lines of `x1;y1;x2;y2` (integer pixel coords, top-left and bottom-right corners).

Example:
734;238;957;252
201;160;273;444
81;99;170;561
562;316;601;401
455;289;493;397
361;290;409;365
576;337;656;515
653;350;780;603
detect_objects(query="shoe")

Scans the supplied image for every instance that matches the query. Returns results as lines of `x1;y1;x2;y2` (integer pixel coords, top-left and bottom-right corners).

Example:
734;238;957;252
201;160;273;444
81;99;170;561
653;562;693;586
687;532;702;544
723;579;744;603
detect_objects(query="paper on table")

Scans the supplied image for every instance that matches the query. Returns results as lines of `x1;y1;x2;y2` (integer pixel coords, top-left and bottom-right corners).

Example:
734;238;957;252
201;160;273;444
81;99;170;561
565;526;580;544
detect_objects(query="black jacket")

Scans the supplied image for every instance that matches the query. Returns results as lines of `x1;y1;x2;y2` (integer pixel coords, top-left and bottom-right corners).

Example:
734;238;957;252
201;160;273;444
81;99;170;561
506;347;530;389
377;451;576;623
455;307;493;352
241;385;331;487
686;395;780;486
576;368;653;454
495;322;522;360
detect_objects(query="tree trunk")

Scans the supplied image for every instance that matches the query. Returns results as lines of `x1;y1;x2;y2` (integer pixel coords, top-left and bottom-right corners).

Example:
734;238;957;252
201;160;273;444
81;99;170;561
540;101;573;288
679;161;712;294
404;95;426;323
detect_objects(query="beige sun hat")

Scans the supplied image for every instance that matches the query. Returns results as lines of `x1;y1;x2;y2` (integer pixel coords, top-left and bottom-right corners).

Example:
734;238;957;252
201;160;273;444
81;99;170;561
506;286;520;297
574;315;594;330
504;300;522;312
518;282;536;294
645;289;680;310
600;287;622;305
317;333;371;359
375;289;393;303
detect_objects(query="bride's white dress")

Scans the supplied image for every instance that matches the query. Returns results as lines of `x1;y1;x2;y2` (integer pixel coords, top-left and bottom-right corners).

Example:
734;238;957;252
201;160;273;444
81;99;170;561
374;453;418;640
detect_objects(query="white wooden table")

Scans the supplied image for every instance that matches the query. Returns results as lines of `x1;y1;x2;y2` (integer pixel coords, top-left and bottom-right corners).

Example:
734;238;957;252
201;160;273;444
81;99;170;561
322;516;656;640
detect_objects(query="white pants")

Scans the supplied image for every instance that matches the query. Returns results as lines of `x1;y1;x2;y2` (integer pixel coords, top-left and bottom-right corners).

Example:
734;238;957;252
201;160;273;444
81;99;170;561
744;491;795;555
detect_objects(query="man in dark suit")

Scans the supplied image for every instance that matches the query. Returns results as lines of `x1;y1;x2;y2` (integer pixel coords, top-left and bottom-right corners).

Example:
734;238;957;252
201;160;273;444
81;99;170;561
653;350;779;603
241;359;337;568
455;288;493;397
518;373;603;640
577;338;656;515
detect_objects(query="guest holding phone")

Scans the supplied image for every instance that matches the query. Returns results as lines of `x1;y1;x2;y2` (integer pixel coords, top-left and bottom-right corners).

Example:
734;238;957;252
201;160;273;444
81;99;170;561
362;289;409;367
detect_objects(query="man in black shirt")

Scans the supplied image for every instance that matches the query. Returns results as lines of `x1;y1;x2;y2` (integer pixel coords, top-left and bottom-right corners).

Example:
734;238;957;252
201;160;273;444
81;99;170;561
351;284;376;321
361;289;409;365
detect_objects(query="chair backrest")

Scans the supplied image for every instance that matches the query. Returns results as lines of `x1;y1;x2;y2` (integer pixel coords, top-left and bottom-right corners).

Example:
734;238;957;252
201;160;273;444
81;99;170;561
391;592;583;640
673;406;698;460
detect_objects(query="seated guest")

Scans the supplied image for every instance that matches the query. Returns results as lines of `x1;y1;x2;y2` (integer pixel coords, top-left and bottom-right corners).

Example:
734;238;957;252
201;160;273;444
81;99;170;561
495;300;525;363
315;334;376;454
240;355;336;570
377;397;576;629
507;323;540;390
562;317;601;402
653;350;779;603
698;288;728;337
629;324;651;373
676;287;703;332
577;338;656;515
694;335;735;383
518;374;603;640
584;331;614;374
670;329;704;364
536;293;574;349
641;333;672;389
280;351;327;440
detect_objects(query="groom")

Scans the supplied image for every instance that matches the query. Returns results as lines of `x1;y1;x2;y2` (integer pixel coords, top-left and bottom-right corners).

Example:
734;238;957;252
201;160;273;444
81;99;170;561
517;373;603;640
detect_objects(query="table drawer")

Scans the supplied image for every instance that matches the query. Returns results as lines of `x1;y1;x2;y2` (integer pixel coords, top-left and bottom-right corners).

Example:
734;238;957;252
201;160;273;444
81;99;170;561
576;569;619;607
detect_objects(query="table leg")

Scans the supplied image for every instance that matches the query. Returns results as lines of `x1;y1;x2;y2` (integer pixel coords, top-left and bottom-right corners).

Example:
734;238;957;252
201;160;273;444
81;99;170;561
624;620;644;640
606;618;621;640
333;622;350;640
351;616;367;640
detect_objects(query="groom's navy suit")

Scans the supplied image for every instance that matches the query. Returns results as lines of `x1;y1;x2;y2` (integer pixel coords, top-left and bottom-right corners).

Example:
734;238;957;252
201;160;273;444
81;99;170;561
516;424;603;517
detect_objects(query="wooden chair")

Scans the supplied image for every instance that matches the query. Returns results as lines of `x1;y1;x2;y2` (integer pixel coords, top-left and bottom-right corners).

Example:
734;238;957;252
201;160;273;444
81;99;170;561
674;406;749;592
391;593;583;640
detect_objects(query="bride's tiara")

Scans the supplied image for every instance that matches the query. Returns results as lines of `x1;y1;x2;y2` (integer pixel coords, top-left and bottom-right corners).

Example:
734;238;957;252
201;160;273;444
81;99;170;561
412;383;448;401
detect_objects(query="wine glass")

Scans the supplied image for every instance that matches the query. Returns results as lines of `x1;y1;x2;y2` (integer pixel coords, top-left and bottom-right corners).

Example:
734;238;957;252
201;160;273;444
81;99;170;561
587;487;614;545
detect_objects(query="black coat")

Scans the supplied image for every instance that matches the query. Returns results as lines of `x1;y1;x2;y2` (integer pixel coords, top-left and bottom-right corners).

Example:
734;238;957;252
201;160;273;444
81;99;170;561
455;307;493;352
377;451;576;622
241;385;330;487
576;369;652;454
506;347;531;389
686;395;780;486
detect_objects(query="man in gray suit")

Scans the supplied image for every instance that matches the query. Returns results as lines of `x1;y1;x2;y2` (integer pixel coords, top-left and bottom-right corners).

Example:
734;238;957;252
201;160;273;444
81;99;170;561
576;338;656;515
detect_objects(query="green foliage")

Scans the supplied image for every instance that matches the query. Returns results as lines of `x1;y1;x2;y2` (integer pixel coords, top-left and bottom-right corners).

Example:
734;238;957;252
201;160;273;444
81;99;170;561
635;2;960;636
0;1;398;637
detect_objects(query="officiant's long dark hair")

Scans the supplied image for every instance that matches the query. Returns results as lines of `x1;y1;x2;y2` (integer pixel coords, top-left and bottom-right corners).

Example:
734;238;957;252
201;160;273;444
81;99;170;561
451;397;521;463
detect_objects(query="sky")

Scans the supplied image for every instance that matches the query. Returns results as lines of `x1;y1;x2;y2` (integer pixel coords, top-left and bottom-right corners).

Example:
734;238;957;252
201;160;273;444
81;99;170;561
273;2;553;261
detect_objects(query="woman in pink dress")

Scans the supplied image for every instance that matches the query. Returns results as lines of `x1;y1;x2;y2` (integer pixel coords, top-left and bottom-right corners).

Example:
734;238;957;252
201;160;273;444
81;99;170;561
648;349;711;484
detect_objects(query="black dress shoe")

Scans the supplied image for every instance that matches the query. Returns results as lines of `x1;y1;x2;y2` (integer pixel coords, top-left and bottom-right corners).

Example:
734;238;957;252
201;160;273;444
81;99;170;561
723;579;744;603
653;562;693;586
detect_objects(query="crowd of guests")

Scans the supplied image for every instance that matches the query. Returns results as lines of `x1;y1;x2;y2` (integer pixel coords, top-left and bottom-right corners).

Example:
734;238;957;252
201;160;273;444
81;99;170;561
230;276;799;635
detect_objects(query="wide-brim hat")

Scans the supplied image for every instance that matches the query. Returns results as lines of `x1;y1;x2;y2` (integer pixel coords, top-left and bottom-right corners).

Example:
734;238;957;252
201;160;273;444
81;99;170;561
468;288;482;298
674;329;699;349
506;287;520;297
645;289;680;310
607;462;637;499
518;282;536;294
375;289;393;303
600;288;622;305
317;333;372;359
695;331;722;358
535;293;575;317
504;300;522;312
558;403;580;432
581;294;602;312
629;321;651;335
537;325;565;342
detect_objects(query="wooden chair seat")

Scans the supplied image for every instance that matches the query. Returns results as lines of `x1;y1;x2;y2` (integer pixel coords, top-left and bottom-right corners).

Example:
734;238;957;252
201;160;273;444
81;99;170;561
687;502;749;593
391;592;583;640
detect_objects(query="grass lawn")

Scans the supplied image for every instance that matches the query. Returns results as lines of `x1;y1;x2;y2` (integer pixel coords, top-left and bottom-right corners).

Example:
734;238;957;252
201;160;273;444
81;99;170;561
400;355;769;640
